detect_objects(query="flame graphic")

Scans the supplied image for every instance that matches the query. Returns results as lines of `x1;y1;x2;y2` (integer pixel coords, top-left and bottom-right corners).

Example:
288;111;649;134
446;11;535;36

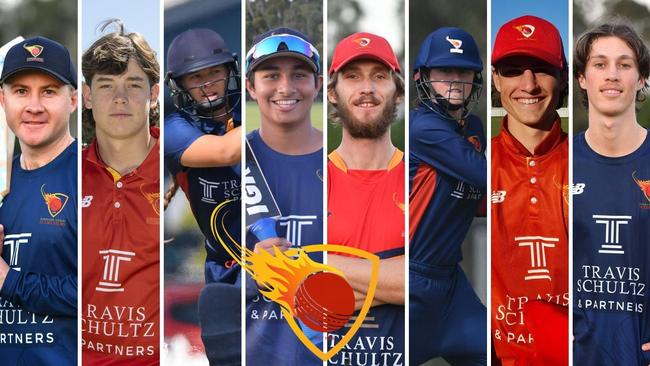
446;36;462;49
209;200;380;361
552;175;569;205
633;171;650;203
40;184;68;218
140;184;160;216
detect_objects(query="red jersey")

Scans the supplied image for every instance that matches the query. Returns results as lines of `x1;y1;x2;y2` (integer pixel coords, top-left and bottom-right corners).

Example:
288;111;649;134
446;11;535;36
82;128;160;365
491;117;568;365
327;150;405;253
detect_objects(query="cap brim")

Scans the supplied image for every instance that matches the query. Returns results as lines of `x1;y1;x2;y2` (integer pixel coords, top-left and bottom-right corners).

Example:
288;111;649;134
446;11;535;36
330;52;397;75
1;66;76;88
492;48;563;70
247;51;318;75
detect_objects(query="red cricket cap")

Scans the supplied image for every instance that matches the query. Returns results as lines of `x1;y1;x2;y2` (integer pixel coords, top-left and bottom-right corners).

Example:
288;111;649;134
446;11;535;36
492;15;566;71
329;32;401;76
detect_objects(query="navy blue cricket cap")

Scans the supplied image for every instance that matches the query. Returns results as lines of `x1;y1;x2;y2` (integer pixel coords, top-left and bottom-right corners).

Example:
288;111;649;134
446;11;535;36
414;27;483;73
1;36;77;88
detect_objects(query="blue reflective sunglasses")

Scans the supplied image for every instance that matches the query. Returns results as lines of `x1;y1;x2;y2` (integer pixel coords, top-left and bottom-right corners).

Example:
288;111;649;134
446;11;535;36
245;34;320;73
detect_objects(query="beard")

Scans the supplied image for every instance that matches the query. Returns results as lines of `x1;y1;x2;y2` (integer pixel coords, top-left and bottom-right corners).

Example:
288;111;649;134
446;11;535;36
336;94;397;139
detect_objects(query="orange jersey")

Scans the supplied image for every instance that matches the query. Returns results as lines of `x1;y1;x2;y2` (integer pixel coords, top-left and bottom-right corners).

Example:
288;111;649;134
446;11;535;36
82;128;160;365
491;117;568;364
327;150;405;254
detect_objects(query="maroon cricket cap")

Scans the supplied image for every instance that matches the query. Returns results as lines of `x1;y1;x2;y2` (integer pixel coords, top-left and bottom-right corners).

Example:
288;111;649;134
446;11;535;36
492;15;566;71
329;32;400;76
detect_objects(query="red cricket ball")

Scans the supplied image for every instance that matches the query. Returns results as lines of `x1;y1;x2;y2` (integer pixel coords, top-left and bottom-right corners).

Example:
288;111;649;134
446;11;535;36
48;197;62;212
293;271;355;332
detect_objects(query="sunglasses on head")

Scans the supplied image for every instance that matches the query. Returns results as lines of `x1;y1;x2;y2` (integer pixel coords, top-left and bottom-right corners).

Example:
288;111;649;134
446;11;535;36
245;34;320;73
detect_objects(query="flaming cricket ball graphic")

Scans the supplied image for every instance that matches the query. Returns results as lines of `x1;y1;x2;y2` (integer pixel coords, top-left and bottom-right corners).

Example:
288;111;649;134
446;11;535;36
633;171;650;203
210;200;380;360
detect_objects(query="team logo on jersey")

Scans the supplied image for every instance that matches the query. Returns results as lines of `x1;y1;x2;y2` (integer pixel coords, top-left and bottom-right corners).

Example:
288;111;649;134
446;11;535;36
392;192;405;213
491;190;506;203
446;36;463;54
3;233;32;271
316;169;323;182
23;44;44;59
353;37;371;47
40;184;68;218
140;184;160;216
96;249;136;292
632;171;650;207
467;135;481;152
211;200;379;361
516;236;558;281
278;215;317;248
593;214;631;254
514;24;535;38
552;175;569;205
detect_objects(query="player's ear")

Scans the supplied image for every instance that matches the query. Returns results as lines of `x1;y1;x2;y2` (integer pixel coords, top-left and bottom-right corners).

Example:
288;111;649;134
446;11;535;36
491;66;502;93
636;76;646;91
246;79;257;100
0;88;4;109
69;87;78;113
327;86;338;105
82;82;92;109
314;74;323;97
577;72;587;90
149;83;160;108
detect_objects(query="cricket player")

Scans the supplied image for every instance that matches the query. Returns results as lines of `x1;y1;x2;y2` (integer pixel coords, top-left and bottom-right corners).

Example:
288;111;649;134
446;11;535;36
326;32;405;366
245;27;323;365
409;27;486;365
491;15;569;365
0;36;77;366
164;28;241;285
81;20;160;365
573;21;650;365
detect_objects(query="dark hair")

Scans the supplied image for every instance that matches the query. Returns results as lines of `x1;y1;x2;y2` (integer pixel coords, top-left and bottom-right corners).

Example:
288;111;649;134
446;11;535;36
574;19;650;108
82;19;160;128
327;69;405;124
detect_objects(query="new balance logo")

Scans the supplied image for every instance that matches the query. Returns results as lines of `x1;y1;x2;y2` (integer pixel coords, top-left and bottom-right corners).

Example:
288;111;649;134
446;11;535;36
96;249;136;292
492;190;506;203
82;196;93;208
593;214;631;255
516;236;558;281
3;233;32;271
572;183;585;195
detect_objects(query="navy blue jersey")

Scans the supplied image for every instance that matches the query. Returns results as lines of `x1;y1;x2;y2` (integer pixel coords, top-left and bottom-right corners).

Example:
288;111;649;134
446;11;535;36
0;141;77;365
164;111;241;284
245;129;323;366
573;131;650;365
409;106;486;266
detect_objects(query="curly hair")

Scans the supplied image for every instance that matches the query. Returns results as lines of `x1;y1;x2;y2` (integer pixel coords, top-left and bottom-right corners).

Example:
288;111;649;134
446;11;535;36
82;19;160;132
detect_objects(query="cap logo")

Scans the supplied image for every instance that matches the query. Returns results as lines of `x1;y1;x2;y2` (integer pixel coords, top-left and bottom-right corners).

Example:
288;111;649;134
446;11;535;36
514;25;535;38
23;44;43;58
446;36;463;54
353;37;371;47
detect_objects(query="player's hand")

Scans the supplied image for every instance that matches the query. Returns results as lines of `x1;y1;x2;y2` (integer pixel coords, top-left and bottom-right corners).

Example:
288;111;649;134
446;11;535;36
254;237;291;255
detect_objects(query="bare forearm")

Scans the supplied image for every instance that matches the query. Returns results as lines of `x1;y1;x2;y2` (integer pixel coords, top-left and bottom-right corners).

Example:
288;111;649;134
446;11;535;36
328;254;404;305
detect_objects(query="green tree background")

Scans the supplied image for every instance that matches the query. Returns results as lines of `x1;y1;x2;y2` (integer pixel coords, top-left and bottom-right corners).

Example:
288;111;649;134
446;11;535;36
574;0;650;133
0;0;77;140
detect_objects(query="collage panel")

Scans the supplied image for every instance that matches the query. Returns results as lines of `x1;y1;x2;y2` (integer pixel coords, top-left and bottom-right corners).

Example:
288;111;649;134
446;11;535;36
163;1;242;365
490;0;569;364
408;0;488;364
0;0;78;364
81;0;161;364
572;1;650;364
326;0;405;364
244;0;325;365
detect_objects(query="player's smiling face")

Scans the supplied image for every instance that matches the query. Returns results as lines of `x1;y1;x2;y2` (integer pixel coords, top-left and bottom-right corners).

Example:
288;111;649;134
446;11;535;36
84;58;159;140
328;60;400;138
578;36;645;120
493;56;563;129
246;57;321;127
0;70;76;152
